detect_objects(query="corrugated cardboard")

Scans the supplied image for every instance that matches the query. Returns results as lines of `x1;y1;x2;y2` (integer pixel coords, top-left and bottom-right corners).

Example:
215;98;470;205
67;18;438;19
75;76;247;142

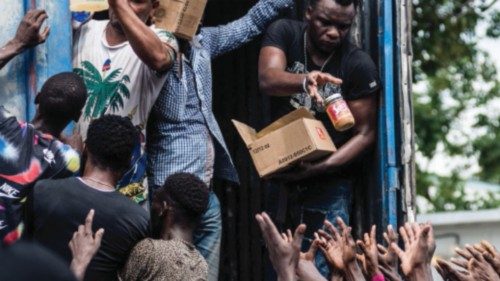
232;108;337;178
70;0;109;12
155;0;207;40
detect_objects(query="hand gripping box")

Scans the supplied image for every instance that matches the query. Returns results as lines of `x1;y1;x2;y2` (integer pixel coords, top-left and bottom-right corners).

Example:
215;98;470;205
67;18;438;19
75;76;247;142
232;108;337;178
154;0;207;40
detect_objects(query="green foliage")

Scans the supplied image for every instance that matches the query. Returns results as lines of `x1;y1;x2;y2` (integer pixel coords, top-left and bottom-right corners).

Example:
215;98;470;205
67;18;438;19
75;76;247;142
416;167;500;212
412;0;500;212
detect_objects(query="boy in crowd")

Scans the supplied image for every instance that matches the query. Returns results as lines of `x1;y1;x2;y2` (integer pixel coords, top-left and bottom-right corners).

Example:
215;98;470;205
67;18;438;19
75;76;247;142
120;173;209;281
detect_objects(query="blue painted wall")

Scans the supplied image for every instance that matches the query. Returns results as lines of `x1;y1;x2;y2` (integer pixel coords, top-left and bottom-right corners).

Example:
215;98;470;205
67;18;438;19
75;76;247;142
0;0;72;122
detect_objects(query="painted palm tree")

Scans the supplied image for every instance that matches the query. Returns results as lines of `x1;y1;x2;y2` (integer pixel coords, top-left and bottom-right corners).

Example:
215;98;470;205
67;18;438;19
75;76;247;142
74;60;130;119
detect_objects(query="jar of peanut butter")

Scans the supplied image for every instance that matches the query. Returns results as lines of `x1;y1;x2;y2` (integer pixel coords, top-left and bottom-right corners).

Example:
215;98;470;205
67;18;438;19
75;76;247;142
324;93;355;131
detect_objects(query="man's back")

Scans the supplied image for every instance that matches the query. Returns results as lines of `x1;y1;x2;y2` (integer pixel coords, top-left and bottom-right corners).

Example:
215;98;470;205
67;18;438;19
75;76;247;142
0;107;80;240
25;177;150;281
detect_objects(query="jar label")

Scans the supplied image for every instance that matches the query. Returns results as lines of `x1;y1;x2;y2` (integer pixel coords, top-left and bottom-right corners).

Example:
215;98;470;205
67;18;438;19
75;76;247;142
327;100;350;122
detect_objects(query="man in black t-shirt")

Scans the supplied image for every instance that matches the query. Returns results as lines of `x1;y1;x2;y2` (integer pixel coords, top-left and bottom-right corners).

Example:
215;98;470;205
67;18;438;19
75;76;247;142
259;0;379;277
24;115;150;281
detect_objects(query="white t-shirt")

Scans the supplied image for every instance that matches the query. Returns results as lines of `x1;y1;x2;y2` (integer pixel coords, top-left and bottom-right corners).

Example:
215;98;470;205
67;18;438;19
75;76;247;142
73;20;178;140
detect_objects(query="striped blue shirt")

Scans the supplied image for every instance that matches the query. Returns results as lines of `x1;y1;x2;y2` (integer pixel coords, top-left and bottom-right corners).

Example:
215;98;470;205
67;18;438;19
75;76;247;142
147;0;293;189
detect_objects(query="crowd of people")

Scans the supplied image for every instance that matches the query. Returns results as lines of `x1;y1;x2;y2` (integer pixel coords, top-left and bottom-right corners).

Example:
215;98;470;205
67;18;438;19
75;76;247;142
0;0;497;280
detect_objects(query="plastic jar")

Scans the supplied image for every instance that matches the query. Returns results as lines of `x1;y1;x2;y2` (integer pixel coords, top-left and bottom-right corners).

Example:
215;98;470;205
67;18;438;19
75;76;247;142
324;93;355;131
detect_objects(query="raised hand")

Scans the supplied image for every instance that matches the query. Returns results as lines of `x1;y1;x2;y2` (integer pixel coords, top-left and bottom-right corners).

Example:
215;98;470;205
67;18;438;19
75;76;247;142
297;239;327;281
318;218;356;271
256;212;305;281
390;223;434;279
377;225;401;281
14;9;50;49
464;245;500;281
357;225;381;279
437;247;500;281
476;241;500;275
318;217;365;281
435;258;471;281
69;209;104;281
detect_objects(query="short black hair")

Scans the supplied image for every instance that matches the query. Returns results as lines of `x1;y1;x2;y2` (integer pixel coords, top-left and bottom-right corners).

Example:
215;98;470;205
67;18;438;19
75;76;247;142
36;72;87;124
85;115;138;173
309;0;359;8
156;173;209;222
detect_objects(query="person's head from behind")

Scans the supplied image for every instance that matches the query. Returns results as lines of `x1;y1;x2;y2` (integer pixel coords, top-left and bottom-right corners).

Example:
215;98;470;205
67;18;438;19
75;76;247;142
151;173;209;237
34;72;87;132
85;115;138;179
109;0;159;31
305;0;358;54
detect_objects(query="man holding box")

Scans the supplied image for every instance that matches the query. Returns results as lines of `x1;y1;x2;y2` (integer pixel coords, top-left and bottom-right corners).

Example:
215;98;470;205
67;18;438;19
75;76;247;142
146;0;293;279
72;0;178;203
258;0;379;277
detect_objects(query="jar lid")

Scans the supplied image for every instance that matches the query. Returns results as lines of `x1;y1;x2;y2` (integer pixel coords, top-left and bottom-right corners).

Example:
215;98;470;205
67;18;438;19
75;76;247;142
324;93;342;104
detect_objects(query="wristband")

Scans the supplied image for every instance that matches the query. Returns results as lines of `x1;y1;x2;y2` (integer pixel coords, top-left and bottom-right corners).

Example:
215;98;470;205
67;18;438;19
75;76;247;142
371;273;385;281
302;77;309;94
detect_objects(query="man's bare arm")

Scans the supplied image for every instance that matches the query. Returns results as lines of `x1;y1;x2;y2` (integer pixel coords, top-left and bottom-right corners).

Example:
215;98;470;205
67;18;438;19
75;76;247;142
259;46;307;95
259;46;342;104
108;0;174;72
0;10;49;70
323;95;377;169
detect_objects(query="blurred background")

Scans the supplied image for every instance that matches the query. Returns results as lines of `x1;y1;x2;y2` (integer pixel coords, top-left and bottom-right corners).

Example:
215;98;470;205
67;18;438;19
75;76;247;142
411;0;500;270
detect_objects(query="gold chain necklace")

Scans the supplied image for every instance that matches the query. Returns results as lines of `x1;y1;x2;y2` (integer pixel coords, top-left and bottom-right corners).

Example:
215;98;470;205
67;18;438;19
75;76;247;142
303;31;336;73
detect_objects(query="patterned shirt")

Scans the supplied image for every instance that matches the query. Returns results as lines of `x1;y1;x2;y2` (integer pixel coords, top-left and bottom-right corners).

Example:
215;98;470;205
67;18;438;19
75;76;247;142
147;0;293;189
0;107;80;241
120;238;208;281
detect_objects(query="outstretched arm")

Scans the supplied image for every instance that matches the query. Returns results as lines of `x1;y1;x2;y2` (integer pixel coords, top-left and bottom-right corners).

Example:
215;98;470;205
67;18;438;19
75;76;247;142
258;46;342;105
200;0;292;58
0;9;49;70
108;0;175;72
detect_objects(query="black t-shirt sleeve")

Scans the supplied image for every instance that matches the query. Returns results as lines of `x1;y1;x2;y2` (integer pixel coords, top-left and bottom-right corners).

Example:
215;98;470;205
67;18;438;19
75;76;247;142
261;19;293;52
344;50;380;100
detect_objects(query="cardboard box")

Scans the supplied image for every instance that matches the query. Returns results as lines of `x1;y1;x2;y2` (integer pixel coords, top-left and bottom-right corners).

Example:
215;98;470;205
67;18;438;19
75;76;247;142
154;0;207;40
232;108;337;178
70;0;109;12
